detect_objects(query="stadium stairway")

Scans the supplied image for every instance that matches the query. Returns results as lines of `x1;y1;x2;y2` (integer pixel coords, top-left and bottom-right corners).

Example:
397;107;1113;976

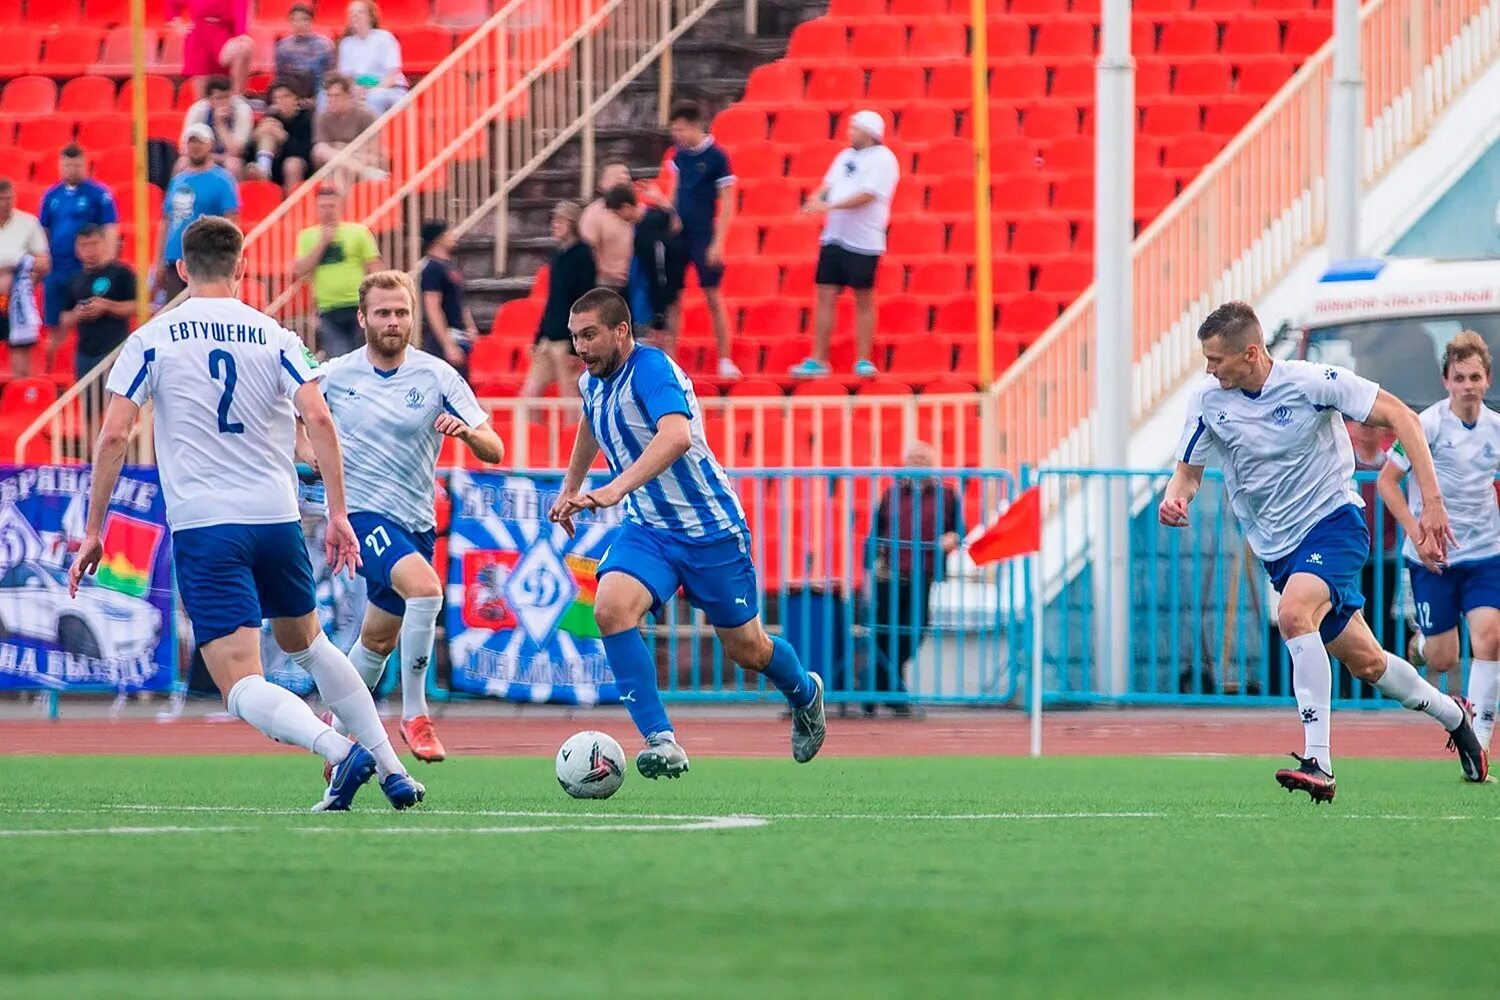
474;0;1335;396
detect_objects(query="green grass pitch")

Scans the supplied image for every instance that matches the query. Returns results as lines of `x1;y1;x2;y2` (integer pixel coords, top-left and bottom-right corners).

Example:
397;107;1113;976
3;754;1499;999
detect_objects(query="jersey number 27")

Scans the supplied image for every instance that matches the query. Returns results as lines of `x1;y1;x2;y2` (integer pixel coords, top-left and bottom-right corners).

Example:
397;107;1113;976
208;349;245;434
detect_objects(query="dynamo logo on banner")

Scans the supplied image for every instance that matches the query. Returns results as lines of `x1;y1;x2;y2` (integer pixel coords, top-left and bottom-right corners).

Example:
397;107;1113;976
447;469;622;705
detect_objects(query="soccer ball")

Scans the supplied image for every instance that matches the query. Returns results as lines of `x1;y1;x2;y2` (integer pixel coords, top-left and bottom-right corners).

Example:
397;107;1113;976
556;730;627;800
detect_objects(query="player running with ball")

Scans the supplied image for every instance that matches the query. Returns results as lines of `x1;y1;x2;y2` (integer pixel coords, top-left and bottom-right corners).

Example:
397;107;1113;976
1161;302;1486;802
1377;331;1500;755
312;270;504;764
548;288;826;778
71;217;424;812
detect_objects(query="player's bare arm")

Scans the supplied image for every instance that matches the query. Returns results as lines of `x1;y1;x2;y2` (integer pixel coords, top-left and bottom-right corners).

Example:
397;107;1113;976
559;413;692;517
549;419;603;537
294;381;361;576
1375;460;1444;573
68;393;140;597
1158;461;1203;528
1364;389;1454;559
433;412;504;464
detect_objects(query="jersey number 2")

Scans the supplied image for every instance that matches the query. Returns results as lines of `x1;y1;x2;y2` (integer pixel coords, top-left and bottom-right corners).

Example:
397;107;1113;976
208;350;245;434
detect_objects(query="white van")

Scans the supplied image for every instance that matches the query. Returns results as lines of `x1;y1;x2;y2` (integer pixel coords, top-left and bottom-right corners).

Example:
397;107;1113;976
1283;256;1500;408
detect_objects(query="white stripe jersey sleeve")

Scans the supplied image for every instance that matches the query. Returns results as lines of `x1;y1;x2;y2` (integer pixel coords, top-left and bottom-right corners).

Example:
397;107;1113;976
1176;381;1216;467
1383;405;1439;474
439;363;487;427
1291;361;1380;422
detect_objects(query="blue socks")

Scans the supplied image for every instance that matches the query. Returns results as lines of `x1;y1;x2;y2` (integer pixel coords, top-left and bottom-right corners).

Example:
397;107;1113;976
762;636;816;709
602;629;674;742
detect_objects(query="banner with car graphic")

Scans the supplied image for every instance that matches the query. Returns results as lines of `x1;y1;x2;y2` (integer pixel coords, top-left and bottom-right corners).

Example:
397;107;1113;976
0;465;174;691
446;470;622;704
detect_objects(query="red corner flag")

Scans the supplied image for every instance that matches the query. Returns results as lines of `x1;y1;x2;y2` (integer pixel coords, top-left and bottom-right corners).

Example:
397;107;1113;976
969;487;1041;565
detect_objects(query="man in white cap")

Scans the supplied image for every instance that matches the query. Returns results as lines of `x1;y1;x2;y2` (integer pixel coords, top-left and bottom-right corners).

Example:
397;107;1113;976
156;123;239;304
792;109;900;379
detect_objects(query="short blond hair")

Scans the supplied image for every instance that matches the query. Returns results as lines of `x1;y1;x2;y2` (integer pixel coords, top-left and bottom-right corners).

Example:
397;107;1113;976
358;269;420;345
1443;330;1491;378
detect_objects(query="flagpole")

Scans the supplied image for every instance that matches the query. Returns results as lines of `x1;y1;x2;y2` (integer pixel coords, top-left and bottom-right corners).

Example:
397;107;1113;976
1030;544;1043;758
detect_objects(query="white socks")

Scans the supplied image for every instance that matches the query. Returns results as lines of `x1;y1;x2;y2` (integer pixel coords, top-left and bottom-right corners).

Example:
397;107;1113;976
289;633;407;779
1375;653;1463;730
1286;632;1333;774
331;641;391;737
226;674;351;764
1467;659;1500;748
400;595;443;721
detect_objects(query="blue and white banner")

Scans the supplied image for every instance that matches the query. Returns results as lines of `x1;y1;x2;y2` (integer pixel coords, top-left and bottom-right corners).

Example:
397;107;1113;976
446;470;623;704
0;464;175;692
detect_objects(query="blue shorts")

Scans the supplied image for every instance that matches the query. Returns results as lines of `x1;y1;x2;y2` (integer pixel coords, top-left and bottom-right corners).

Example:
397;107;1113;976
598;520;759;628
1408;553;1500;636
683;232;724;290
1262;504;1370;644
173;520;317;647
42;275;69;327
349;511;436;617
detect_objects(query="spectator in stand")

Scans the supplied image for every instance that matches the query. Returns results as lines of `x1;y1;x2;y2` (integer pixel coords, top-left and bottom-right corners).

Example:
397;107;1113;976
156;124;240;304
169;0;255;97
39;145;119;335
293;185;383;358
339;0;409;115
862;441;962;716
578;158;635;290
521;201;594;402
249;81;314;194
603;183;684;340
663;101;739;378
58;225;136;380
793;110;900;379
313;73;383;181
275;4;336;102
419;218;479;370
0;177;51;377
179;76;253;179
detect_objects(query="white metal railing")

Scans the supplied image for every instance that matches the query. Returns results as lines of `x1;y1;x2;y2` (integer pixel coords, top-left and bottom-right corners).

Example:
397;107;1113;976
990;0;1500;474
16;0;721;465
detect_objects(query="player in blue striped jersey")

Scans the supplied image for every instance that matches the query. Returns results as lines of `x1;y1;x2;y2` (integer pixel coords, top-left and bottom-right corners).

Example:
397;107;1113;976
548;288;826;778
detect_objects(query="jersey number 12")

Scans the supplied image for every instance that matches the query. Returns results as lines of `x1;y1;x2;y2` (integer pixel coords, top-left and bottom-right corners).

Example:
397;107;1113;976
208;350;245;434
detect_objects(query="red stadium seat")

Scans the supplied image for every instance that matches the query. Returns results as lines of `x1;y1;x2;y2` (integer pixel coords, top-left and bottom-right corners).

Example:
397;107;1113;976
0;28;44;78
117;75;176;113
889;0;949;16
237;180;283;229
1035;258;1091;296
2;376;59;424
1134;0;1193;10
41;30;106;78
946;216;1006;258
1135;172;1178;219
930;297;979;337
1236;55;1296;97
1258;0;1318;11
1051;174;1091;213
741;179;810;220
1163;133;1223;177
898;104;959;143
743;63;804;106
1158;17;1218;57
1020;102;1080;140
742;300;802;338
785;19;847;63
89;145;135;190
786;140;842;182
876;296;928;338
885;217;946;258
909;260;967;297
988;61;1048;101
1174;60;1233;97
926;61;973;106
1132;19;1158;56
1140;99;1200;137
712;106;768;146
848;22;907;62
732;140;784;180
998;292;1061;334
1204;97;1260;137
908;20;967;61
16;118;76;153
1033;20;1094;59
1135;57;1173;95
1010;216;1071;258
93;28;160;77
1283;12;1333;58
402;27;455;74
984;19;1031;61
989;258;1032;296
1221;16;1282;57
991;174;1050;214
1049;60;1094;100
59;77;118;116
827;0;887;16
780;261;817;298
0;76;58;120
1038;134;1092;175
957;102;1020;141
866;65;927;105
719;260;780;302
769;107;829;145
805;65;866;109
890;340;953;378
146;111;181;141
918;137;974;175
432;0;489;28
761;218;821;261
889;179;927;216
927;176;975;216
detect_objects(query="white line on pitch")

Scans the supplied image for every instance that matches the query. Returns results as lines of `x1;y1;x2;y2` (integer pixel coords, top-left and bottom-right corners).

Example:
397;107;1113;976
0;825;253;837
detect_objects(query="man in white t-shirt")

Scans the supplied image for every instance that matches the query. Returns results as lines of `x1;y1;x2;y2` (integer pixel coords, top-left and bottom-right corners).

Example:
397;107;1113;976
0;176;51;376
70;215;424;813
791;109;900;380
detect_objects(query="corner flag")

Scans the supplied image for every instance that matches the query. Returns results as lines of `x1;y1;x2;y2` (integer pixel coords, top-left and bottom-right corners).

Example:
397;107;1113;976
968;487;1041;564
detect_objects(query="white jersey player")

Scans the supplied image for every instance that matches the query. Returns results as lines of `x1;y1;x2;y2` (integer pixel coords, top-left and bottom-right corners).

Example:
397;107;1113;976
312;270;503;764
69;215;423;812
1160;301;1486;801
1378;331;1500;749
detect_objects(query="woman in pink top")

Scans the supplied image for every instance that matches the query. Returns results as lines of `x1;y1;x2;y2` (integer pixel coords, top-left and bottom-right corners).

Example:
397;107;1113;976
170;0;254;97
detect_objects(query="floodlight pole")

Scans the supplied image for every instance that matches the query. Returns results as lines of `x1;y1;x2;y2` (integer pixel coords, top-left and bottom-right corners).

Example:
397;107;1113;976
1327;0;1363;259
